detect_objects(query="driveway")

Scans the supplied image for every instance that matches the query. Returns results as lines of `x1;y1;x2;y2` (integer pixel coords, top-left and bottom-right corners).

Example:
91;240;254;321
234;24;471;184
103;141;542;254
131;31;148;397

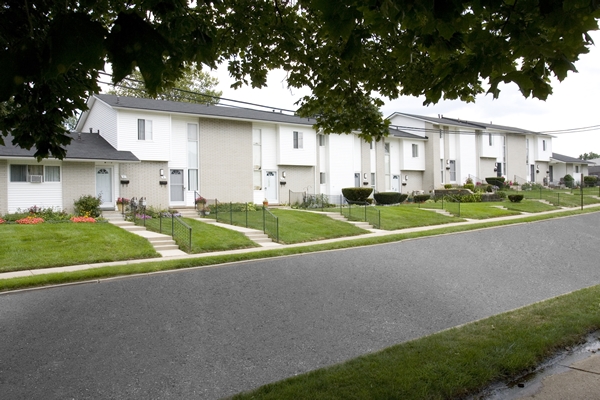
1;213;600;399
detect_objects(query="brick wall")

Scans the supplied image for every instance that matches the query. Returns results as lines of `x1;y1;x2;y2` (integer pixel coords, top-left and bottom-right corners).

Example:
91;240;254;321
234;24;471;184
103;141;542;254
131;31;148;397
119;161;170;210
199;119;253;202
62;162;96;213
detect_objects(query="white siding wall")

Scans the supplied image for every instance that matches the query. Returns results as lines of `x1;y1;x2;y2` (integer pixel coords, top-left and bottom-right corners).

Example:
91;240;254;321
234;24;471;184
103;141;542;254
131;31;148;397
458;133;477;184
480;132;500;158
277;125;316;166
117;110;171;161
81;100;118;147
535;137;552;161
402;140;426;170
7;162;63;212
353;136;362;173
328;134;356;196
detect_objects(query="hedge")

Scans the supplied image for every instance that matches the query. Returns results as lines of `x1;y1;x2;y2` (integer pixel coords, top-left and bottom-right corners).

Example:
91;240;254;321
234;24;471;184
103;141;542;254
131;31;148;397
485;177;506;188
584;176;598;187
508;194;524;203
342;187;373;203
374;192;407;205
413;194;431;203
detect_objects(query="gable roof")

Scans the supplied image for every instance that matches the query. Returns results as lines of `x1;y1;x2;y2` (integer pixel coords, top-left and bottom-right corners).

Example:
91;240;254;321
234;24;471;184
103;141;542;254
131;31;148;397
92;94;318;126
0;132;139;162
551;153;593;164
387;112;550;136
387;126;427;140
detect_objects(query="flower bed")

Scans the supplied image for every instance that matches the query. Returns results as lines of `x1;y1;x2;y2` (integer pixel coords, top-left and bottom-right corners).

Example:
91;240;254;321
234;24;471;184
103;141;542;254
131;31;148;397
16;216;45;224
70;216;96;223
0;218;5;224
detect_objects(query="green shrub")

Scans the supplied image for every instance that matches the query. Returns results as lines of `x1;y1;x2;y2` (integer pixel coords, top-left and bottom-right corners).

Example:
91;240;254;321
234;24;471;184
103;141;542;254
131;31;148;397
583;176;598;187
413;194;431;203
564;174;574;188
496;190;507;199
464;183;475;191
508;194;524;202
486;176;506;188
342;187;373;203
444;184;452;189
74;195;102;217
214;202;257;213
486;185;494;193
398;194;408;203
374;192;402;204
27;206;70;221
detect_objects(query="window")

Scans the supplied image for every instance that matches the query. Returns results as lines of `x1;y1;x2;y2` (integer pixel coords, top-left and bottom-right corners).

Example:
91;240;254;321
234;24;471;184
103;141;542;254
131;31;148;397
138;119;153;140
525;139;529;164
412;144;418;157
369;141;373;150
488;133;493;146
45;166;60;182
187;124;198;191
318;134;325;146
371;173;376;189
542;139;547;151
293;131;303;149
449;160;456;182
10;164;59;182
10;165;26;182
576;166;580;173
440;159;444;183
384;143;390;154
320;172;326;184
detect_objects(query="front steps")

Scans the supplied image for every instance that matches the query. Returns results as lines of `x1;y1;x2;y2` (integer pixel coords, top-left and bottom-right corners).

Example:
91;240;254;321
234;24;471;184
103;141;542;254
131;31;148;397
322;211;374;230
102;211;186;257
170;207;280;247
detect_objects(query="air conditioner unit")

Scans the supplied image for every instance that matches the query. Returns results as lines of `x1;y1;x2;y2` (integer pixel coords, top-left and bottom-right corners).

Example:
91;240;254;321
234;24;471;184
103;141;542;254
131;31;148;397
29;175;43;183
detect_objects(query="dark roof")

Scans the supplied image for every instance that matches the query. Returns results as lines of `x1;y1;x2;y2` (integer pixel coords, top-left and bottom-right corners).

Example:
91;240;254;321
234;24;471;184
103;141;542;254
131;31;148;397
94;94;318;126
388;112;543;135
551;153;593;164
387;126;427;139
0;132;139;162
388;112;483;129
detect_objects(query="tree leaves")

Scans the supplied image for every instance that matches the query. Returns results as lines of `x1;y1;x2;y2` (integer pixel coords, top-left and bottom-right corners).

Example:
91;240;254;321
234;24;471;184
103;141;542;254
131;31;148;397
1;0;600;159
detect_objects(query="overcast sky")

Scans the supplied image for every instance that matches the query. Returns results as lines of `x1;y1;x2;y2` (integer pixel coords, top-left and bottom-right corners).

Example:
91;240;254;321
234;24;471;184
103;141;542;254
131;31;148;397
213;31;600;159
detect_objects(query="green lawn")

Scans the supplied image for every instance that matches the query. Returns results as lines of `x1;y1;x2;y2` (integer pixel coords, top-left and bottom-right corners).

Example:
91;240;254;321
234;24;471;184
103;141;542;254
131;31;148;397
212;209;368;244
0;223;159;272
503;199;559;213
135;216;258;253
520;189;600;207
420;201;521;219
374;205;465;230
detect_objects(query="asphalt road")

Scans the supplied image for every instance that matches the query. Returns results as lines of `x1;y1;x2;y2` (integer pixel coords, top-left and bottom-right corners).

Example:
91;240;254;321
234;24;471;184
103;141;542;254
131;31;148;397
2;213;600;399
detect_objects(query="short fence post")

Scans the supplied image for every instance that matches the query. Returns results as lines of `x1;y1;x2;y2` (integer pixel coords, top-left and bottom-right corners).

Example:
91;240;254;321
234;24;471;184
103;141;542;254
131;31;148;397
230;202;233;225
262;206;266;233
364;203;367;222
171;214;174;238
458;200;461;217
276;218;279;243
245;202;248;228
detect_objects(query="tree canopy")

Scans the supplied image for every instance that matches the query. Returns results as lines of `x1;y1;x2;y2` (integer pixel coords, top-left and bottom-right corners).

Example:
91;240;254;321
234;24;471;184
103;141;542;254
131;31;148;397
579;152;600;160
1;0;599;159
106;66;222;104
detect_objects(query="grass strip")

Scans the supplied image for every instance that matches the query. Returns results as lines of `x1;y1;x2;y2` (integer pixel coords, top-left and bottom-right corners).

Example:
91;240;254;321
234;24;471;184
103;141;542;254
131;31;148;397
1;207;598;293
231;284;600;399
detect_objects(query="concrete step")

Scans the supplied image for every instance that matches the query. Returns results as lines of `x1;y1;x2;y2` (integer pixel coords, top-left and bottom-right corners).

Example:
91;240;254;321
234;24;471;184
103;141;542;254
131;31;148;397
153;244;180;251
349;221;374;230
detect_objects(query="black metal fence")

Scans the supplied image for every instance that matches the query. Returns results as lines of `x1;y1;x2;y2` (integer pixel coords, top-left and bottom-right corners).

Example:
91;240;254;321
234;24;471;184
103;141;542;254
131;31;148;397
129;200;192;252
340;197;381;229
204;200;280;243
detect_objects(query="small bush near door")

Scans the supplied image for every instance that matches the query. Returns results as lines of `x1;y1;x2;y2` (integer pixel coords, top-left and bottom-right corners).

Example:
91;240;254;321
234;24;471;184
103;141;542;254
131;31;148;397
74;195;102;217
342;187;373;203
374;192;408;205
508;194;524;203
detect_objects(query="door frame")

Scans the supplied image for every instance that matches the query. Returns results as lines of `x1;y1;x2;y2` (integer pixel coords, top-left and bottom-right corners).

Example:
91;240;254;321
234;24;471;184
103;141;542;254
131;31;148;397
264;170;278;203
95;166;113;209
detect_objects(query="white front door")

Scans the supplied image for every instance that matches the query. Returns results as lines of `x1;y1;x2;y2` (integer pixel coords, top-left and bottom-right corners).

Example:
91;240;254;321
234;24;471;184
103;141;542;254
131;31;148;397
96;167;113;208
264;170;278;203
391;175;400;192
170;169;185;202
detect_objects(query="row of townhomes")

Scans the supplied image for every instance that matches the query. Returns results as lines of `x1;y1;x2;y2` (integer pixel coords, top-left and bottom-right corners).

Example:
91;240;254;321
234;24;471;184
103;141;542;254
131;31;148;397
0;94;593;214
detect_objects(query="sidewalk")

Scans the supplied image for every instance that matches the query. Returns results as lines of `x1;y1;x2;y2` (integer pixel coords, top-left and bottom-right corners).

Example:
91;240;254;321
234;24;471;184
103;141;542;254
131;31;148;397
2;205;600;400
